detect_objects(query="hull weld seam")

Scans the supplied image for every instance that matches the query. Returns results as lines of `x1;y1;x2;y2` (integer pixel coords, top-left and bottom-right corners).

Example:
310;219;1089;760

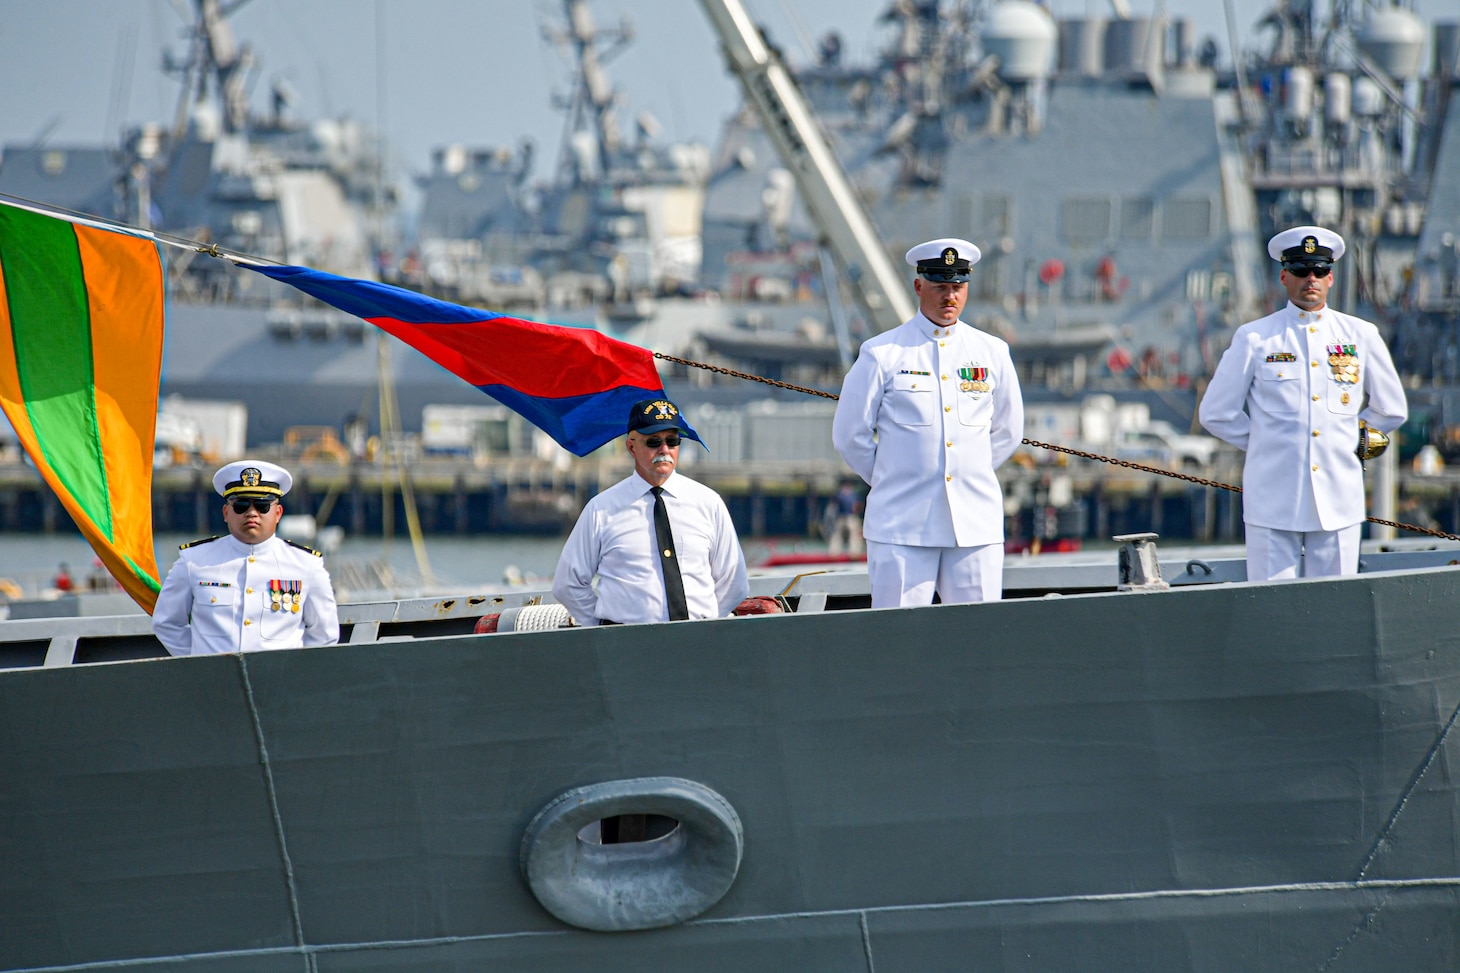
1321;692;1460;970
688;876;1460;926
1355;691;1460;881
859;910;876;973
7;883;1459;972
237;653;308;952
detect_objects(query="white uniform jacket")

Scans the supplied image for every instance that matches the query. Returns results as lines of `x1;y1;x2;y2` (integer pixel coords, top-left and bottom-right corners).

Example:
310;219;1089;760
833;314;1024;547
152;534;341;655
552;470;749;626
1199;301;1407;531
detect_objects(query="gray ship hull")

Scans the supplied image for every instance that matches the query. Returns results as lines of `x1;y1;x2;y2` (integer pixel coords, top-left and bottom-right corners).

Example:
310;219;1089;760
4;559;1460;970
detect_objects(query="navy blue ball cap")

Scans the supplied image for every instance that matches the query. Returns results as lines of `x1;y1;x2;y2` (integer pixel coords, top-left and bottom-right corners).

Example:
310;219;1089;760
627;398;687;436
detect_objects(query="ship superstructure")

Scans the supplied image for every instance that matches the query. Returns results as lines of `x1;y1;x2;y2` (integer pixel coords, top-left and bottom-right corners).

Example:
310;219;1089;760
413;0;712;318
698;0;1458;406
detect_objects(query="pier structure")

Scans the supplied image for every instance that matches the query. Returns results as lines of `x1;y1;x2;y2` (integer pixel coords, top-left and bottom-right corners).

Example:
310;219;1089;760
0;454;1454;544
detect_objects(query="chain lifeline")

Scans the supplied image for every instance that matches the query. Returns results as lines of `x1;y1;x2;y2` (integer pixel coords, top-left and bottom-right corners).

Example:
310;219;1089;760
655;352;1460;543
654;352;842;399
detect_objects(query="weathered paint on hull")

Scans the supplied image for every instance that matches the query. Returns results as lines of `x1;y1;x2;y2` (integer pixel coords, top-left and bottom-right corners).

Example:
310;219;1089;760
3;567;1459;970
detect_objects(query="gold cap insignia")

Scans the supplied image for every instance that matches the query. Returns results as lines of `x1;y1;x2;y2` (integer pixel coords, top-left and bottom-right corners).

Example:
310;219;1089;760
241;468;262;487
646;400;677;421
942;247;957;266
1303;236;1317;254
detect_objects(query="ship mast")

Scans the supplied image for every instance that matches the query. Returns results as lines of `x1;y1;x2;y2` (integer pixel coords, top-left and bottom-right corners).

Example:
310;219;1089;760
544;0;633;186
165;0;256;140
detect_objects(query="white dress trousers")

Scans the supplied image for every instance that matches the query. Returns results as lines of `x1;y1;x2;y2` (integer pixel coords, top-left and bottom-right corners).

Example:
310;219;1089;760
1244;523;1363;580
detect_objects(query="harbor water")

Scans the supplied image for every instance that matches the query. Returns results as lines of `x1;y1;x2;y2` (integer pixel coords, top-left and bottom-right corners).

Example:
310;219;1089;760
0;532;569;607
0;530;807;609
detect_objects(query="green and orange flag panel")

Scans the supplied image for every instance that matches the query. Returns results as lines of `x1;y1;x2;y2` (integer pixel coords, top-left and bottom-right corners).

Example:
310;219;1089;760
0;203;164;612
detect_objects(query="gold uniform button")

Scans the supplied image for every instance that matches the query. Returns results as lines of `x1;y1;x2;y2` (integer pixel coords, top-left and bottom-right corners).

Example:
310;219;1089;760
1309;326;1316;333
1312;465;1319;471
249;556;255;562
939;341;945;347
246;587;253;594
941;374;948;380
1312;430;1320;437
1311;361;1318;367
244;619;252;626
945;406;951;412
946;475;953;481
1312;395;1320;401
947;441;953;447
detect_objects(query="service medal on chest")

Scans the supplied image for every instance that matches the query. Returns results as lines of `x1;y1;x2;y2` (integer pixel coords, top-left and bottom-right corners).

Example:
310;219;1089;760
1327;344;1359;384
958;363;991;394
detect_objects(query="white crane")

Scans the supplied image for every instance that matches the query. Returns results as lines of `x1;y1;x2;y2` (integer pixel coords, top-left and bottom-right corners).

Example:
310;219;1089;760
696;0;915;333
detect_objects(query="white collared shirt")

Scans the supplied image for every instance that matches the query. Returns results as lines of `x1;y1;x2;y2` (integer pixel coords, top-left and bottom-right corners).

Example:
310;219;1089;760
832;313;1024;547
152;534;340;655
1199;301;1407;531
552;470;749;625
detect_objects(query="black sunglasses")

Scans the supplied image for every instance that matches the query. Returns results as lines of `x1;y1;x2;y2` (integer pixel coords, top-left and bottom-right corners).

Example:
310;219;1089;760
230;498;277;514
1286;265;1331;279
641;435;682;449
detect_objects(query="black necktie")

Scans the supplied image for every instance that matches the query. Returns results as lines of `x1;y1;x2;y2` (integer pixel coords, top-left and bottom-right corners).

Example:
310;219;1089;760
651;486;689;620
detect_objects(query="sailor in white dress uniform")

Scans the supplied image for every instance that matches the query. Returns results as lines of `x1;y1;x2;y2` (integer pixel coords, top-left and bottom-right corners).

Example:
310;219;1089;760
833;238;1024;607
1199;226;1407;580
152;460;340;655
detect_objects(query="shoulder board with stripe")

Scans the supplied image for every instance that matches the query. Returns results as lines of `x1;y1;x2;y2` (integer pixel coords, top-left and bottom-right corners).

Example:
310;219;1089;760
285;538;324;558
179;535;220;550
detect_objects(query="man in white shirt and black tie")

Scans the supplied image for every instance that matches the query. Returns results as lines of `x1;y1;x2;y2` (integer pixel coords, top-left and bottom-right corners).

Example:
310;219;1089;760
552;398;749;626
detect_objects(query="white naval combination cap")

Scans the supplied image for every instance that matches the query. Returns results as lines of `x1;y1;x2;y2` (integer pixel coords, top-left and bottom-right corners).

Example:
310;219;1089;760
905;238;982;283
1267;225;1346;265
212;460;293;499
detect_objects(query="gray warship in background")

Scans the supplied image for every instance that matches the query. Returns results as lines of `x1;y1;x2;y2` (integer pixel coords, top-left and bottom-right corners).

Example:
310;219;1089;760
0;0;1455;550
3;0;1457;458
688;0;1460;430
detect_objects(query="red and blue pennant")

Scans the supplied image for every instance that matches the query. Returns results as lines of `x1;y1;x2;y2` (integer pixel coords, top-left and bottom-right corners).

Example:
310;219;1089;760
244;264;700;456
